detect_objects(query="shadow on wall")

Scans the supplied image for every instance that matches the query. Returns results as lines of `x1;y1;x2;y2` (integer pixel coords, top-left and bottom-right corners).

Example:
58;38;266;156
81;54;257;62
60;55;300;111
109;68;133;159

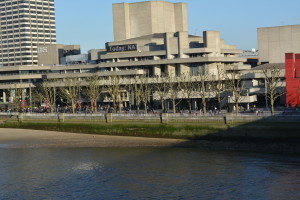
173;114;300;153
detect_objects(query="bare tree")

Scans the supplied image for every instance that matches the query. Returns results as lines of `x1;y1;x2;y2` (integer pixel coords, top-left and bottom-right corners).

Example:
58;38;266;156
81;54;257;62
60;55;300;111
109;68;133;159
124;78;134;111
180;73;195;113
166;75;182;114
85;75;103;113
262;65;285;115
37;78;58;113
31;88;44;109
8;86;23;112
138;76;152;114
132;77;140;114
211;65;226;111
194;68;211;115
60;77;81;114
105;75;123;113
226;70;244;115
152;75;168;112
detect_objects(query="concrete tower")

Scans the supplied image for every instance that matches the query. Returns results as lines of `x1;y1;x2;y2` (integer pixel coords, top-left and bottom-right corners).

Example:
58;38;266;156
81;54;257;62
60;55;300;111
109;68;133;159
0;0;57;67
258;25;300;63
113;1;188;41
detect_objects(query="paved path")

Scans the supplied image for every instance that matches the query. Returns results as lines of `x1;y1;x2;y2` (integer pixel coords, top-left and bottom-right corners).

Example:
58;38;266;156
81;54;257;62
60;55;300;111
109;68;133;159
0;128;187;148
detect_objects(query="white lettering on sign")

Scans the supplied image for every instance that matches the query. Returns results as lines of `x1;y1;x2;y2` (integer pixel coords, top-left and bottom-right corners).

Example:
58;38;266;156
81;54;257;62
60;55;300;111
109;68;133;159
106;44;137;53
38;47;48;53
128;44;137;51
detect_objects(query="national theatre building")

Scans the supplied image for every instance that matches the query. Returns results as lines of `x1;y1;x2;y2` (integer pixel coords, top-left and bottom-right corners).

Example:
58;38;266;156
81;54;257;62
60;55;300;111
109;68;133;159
0;1;257;111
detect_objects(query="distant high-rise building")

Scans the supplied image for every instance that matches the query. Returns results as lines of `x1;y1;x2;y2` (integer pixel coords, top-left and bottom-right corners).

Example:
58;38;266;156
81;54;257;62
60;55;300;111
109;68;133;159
0;0;56;67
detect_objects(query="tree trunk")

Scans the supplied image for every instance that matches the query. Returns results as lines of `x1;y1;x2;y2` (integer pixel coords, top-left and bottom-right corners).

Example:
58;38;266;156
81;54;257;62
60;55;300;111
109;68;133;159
235;102;239;116
71;100;75;114
91;99;97;113
218;95;221;111
136;100;140;114
270;97;274;115
144;103;147;114
90;101;94;113
113;96;117;113
135;96;140;114
119;102;122;113
161;99;165;113
53;88;56;113
94;101;97;113
188;99;192;113
50;106;54;114
202;98;207;115
172;99;176;114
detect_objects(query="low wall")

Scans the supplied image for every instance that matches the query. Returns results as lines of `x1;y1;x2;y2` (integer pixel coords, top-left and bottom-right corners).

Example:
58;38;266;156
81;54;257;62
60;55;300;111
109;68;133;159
1;112;299;123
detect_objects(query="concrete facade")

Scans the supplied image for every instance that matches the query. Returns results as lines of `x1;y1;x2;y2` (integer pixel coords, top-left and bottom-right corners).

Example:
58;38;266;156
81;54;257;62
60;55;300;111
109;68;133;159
104;30;245;79
258;25;300;63
37;44;81;65
113;1;188;41
37;44;64;66
0;29;255;109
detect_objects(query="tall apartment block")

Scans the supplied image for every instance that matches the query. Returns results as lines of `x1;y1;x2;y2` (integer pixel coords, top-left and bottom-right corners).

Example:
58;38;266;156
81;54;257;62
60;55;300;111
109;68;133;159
0;0;56;67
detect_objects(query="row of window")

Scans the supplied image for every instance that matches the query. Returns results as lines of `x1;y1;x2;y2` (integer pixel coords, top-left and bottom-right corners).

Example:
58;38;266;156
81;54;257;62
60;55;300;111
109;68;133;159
1;34;56;39
2;29;56;34
1;33;56;38
1;19;55;25
2;52;34;57
1;41;53;48
2;15;55;20
1;10;54;16
1;62;38;66
0;0;54;5
0;6;54;12
1;6;54;12
1;24;56;30
1;57;36;62
1;38;56;43
1;44;54;51
0;4;54;9
1;47;39;53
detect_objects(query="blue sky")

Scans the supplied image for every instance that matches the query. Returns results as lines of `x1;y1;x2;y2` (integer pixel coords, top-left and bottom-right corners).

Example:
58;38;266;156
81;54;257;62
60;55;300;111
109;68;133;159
55;0;300;53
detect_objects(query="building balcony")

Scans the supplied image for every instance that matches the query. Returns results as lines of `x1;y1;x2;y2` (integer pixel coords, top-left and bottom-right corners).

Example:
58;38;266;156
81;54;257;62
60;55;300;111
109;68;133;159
225;64;251;71
227;95;257;104
0;82;36;90
0;74;43;81
46;69;145;79
221;49;243;54
183;48;215;54
100;56;246;68
101;50;166;60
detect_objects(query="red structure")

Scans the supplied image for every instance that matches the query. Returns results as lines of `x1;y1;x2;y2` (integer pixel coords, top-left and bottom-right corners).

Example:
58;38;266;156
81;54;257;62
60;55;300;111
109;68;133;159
285;53;300;107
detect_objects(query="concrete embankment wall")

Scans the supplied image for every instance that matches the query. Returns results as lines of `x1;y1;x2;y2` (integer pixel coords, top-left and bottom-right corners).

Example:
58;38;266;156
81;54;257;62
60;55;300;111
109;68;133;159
1;112;299;123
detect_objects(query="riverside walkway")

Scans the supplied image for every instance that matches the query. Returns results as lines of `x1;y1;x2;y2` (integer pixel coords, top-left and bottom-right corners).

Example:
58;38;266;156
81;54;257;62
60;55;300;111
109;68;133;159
0;128;187;148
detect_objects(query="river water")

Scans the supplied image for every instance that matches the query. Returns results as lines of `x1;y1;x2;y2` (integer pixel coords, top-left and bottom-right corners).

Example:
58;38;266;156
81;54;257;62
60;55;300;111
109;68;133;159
0;148;299;200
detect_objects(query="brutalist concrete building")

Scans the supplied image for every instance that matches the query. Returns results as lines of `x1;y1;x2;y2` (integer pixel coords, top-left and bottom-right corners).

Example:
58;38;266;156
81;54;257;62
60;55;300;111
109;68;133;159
0;1;257;110
241;24;300;107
